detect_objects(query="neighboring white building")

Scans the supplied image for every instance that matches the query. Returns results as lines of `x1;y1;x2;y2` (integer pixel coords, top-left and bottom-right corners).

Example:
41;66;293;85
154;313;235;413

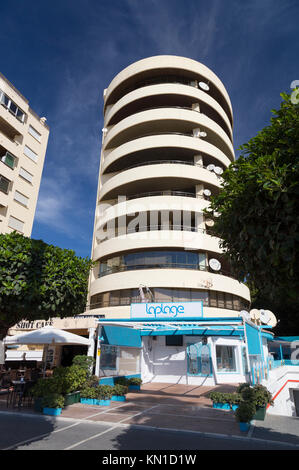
87;55;250;319
0;72;49;237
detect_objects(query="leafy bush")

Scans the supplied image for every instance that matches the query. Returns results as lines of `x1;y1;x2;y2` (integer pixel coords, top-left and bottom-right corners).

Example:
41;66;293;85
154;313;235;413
42;394;65;409
209;392;225;403
241;386;255;402
114;377;129;386
128;377;142;386
84;375;99;388
236;383;250;394
252;385;273;407
113;384;128;396
80;386;96;399
30;377;63;397
239;384;273;407
95;385;113;400
53;365;87;394
72;355;95;378
209;391;242;406
235;402;256;423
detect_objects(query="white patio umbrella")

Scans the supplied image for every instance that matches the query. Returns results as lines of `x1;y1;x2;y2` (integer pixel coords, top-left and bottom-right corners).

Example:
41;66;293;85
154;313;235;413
4;326;91;375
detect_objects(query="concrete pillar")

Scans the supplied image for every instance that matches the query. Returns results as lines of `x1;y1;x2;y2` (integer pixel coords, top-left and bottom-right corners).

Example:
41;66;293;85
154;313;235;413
87;328;96;358
194;154;203;167
195;183;204;198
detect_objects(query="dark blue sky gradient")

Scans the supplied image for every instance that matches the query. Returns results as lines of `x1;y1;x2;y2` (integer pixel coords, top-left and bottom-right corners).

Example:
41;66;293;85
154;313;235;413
1;0;298;257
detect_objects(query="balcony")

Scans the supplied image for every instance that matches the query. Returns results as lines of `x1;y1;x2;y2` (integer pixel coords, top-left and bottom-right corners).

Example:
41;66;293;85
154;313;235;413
103;108;234;162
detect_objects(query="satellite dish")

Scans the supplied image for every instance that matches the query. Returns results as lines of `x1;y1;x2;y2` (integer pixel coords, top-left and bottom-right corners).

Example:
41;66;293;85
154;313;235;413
214;166;223;175
205;219;214;227
260;309;277;327
199;81;210;91
199;131;207;138
250;309;260;323
240;310;251;321
207;164;215;172
209;258;221;271
203;189;211;197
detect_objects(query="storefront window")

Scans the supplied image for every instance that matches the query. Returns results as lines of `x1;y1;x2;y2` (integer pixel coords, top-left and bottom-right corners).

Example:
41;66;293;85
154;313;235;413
216;345;237;372
100;345;118;370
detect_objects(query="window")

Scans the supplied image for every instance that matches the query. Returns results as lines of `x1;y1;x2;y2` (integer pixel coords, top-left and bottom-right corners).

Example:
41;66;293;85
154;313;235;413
0;175;10;194
217;292;225;309
8;215;24;232
225;293;233;310
28;125;41;142
14;190;29;207
19;167;33;183
24;145;38;162
1;151;16;169
100;345;118;370
216;345;237;372
0;89;26;122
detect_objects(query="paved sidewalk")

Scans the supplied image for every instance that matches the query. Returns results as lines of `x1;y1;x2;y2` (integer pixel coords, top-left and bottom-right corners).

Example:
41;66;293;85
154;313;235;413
1;383;299;448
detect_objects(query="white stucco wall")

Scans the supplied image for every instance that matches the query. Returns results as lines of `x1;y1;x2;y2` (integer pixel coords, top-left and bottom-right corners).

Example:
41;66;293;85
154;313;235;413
263;366;299;417
141;335;247;386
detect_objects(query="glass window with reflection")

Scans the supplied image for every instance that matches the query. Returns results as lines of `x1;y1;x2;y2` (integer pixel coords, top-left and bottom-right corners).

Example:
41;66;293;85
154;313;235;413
216;345;237;372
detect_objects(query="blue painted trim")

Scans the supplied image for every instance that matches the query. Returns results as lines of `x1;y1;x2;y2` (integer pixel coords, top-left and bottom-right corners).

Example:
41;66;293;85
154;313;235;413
98;317;242;323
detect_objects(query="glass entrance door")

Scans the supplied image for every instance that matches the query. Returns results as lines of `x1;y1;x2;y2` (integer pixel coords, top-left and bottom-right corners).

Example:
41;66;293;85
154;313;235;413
187;341;212;376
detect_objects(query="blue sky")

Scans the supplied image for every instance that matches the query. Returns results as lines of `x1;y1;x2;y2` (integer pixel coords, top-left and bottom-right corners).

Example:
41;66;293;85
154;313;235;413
1;0;298;258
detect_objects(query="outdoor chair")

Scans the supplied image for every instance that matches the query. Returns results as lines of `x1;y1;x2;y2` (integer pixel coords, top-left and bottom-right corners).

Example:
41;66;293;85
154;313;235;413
6;380;34;409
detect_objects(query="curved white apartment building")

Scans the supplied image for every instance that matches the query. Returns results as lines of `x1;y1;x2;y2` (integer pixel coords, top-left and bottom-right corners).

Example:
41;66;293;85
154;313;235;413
88;56;250;319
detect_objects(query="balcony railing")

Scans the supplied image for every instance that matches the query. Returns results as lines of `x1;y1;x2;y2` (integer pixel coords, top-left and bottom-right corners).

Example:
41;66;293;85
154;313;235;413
98;225;217;243
107;158;225;175
98;262;233;279
108;105;231;139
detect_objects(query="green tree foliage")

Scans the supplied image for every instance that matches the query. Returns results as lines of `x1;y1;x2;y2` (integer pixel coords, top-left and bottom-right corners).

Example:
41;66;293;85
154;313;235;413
0;231;93;339
208;92;299;309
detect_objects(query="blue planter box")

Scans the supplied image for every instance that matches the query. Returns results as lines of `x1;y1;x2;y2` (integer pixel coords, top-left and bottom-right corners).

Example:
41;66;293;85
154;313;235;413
111;395;126;402
239;422;251;432
129;385;140;391
80;398;95;405
95;399;111;406
43;407;62;416
212;403;231;410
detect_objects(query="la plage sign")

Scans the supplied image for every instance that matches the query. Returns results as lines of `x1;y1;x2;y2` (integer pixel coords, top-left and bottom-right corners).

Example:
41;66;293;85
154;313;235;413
130;301;203;319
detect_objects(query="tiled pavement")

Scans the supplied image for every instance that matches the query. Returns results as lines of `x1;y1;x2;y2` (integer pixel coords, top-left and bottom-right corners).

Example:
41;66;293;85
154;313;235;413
0;382;243;437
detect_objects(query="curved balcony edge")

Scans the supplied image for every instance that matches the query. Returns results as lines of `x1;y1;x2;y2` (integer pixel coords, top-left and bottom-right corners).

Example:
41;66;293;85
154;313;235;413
89;268;251;301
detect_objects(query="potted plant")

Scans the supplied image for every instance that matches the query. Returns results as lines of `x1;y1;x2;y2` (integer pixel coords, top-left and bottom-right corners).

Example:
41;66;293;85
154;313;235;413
94;385;113;406
128;377;142;391
251;385;273;421
111;384;128;402
30;377;63;412
227;393;243;411
42;394;65;416
209;392;231;410
53;365;86;406
235;401;256;432
72;355;95;379
114;377;129;386
80;386;96;405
